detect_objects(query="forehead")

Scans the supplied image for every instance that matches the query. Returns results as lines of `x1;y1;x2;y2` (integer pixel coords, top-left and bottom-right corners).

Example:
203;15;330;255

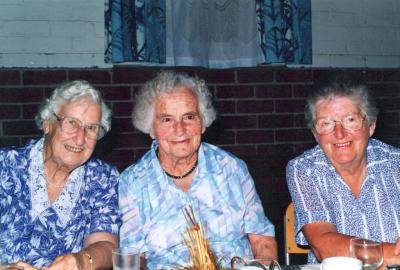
58;97;101;119
155;86;199;112
315;96;360;117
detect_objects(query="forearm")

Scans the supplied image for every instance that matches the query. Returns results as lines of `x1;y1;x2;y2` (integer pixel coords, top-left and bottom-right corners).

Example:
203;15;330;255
76;240;116;270
248;234;278;260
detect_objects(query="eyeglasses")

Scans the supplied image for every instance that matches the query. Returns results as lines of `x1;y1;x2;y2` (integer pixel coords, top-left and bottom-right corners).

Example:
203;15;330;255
53;113;106;140
314;113;366;135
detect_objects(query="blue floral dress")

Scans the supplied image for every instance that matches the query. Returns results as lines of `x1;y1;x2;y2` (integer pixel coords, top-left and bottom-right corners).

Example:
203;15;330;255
0;138;121;267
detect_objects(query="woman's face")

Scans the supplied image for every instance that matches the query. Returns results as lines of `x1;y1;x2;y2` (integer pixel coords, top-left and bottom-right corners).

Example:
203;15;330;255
151;86;205;162
313;96;376;171
44;97;101;171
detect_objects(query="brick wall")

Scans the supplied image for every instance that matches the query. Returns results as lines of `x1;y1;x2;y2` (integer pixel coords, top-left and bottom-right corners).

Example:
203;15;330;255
1;67;399;262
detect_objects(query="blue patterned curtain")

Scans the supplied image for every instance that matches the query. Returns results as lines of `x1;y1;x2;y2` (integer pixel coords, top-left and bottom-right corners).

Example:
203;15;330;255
105;0;311;66
104;0;166;63
257;0;312;64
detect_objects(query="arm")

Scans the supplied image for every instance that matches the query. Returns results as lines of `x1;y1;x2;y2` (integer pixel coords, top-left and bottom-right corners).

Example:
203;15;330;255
44;232;117;270
303;222;400;269
248;234;278;260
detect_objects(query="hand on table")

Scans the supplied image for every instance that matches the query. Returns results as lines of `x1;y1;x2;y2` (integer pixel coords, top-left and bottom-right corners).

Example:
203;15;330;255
42;254;81;270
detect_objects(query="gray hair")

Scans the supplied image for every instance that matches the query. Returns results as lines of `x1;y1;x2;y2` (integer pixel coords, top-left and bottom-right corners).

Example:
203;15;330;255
35;80;112;132
132;71;217;134
305;75;379;130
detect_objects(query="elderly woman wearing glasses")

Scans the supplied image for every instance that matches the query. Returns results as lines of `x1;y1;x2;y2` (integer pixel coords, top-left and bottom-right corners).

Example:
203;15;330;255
286;75;400;267
0;81;121;270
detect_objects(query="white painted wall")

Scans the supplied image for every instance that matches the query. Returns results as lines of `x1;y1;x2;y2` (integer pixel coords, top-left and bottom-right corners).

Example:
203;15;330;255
0;0;399;68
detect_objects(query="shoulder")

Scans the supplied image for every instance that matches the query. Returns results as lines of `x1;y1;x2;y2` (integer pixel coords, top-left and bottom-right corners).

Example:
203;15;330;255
0;139;36;165
287;144;324;169
201;142;247;168
120;149;153;181
367;138;400;162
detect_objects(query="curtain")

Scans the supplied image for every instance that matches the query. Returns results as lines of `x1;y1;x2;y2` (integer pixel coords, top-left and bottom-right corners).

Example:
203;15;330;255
104;0;166;63
105;0;312;67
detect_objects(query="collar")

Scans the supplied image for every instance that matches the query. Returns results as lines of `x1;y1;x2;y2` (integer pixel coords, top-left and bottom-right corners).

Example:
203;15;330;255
28;138;84;226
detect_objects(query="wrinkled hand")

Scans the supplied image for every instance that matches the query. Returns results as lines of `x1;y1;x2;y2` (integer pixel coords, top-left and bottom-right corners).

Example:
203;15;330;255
42;254;81;270
13;261;39;270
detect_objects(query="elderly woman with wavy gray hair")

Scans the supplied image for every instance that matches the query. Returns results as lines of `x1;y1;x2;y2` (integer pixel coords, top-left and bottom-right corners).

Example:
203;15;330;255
0;80;121;270
119;71;277;269
286;74;400;268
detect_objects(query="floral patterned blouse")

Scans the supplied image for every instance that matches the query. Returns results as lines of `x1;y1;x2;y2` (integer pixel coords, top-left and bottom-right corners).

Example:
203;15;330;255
0;138;121;267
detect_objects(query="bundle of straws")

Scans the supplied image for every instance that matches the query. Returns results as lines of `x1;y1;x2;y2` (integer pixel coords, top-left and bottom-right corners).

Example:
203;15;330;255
181;205;218;270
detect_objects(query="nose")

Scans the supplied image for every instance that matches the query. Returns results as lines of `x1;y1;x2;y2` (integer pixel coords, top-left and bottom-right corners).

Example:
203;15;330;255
174;120;185;136
333;121;346;139
73;126;86;145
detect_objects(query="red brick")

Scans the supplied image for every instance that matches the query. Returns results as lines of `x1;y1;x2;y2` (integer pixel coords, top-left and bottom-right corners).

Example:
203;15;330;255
215;85;254;98
237;130;274;143
216;100;236;114
0;87;45;103
381;70;400;81
255;84;292;98
276;99;306;113
203;130;235;145
0;137;20;147
293;84;310;97
23;70;67;85
237;68;274;83
378;112;399;125
0;70;21;85
3;120;39;136
258;144;294;157
195;69;235;83
0;105;20;119
221;145;257;156
371;83;400;97
69;70;111;84
276;69;312;82
23;104;40;119
377;97;400;110
114;133;151;148
294;113;307;127
313;69;382;82
275;128;313;142
237;100;273;113
219;115;257;129
100;86;132;100
259;114;294;128
113;117;135;132
113;68;157;84
112;102;133;117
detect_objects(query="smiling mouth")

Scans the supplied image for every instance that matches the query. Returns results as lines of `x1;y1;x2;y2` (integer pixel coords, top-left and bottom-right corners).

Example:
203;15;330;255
64;144;84;153
334;142;351;147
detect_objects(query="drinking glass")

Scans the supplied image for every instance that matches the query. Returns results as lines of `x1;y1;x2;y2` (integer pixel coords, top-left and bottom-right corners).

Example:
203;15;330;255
349;238;383;270
112;247;141;270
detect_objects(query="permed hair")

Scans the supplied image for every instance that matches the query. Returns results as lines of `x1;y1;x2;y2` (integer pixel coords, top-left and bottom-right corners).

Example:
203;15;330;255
35;80;112;132
305;74;379;130
132;71;217;134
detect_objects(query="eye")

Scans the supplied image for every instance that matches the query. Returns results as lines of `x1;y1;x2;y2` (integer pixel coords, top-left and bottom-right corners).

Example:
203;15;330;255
86;124;99;132
183;114;196;121
161;117;172;123
65;117;79;127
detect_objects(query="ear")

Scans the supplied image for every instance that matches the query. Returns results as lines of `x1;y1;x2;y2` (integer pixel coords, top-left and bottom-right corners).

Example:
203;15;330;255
201;126;206;134
43;120;50;134
149;128;155;140
312;129;320;144
368;119;377;137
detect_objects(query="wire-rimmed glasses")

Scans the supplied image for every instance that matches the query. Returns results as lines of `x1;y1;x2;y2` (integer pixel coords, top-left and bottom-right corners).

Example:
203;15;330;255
53;113;106;140
314;113;366;135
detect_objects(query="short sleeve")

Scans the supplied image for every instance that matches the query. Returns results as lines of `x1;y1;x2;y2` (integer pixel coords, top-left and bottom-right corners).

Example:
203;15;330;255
87;164;121;236
238;160;275;237
286;157;332;245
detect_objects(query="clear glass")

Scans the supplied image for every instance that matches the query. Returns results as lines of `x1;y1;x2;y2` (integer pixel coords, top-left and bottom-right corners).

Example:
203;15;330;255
314;113;365;135
349;238;383;270
112;247;141;270
230;256;281;270
54;113;105;140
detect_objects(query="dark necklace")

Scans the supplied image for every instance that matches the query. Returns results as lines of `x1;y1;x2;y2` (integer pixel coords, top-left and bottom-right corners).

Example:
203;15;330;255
163;159;198;179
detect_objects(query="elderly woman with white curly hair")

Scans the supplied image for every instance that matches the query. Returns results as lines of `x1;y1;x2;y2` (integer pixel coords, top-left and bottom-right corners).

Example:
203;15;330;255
0;80;121;270
119;71;277;269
